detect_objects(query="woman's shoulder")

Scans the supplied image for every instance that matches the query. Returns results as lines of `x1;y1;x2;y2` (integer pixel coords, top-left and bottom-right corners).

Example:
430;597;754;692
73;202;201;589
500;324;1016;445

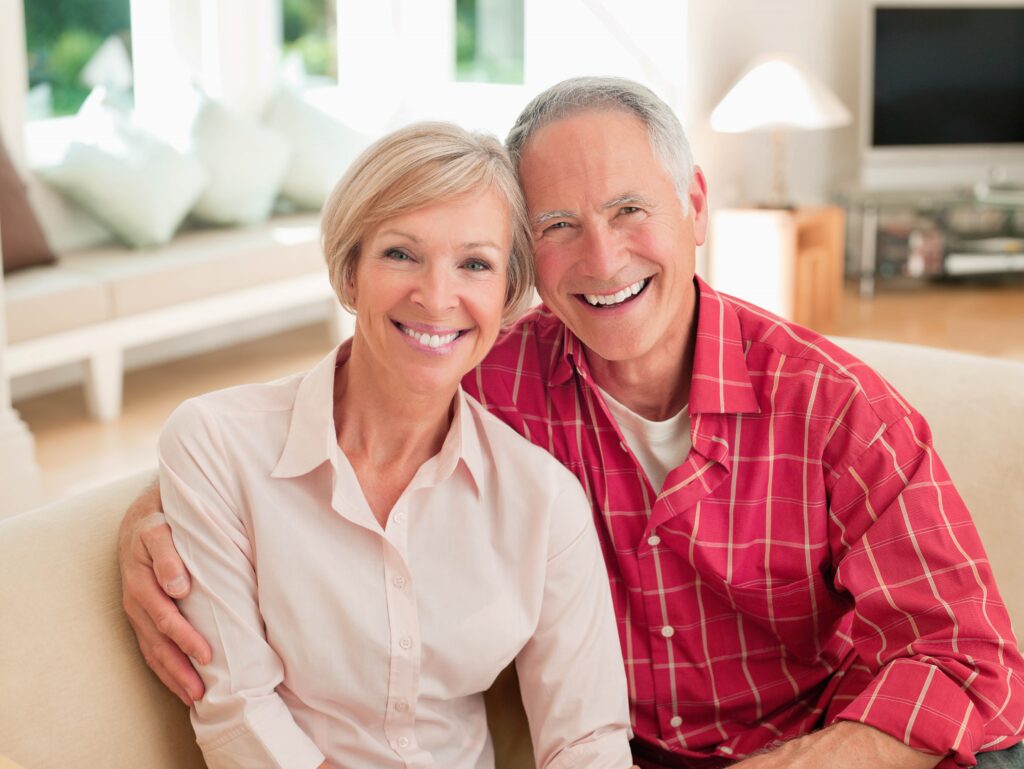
159;372;307;462
461;392;586;500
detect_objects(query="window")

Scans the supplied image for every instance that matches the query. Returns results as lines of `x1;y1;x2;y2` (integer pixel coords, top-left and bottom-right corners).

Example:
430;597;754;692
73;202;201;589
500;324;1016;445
283;0;337;86
455;0;523;84
23;0;132;119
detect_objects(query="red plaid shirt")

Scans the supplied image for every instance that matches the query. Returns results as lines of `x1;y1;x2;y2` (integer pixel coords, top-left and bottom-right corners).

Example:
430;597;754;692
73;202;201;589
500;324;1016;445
464;277;1024;767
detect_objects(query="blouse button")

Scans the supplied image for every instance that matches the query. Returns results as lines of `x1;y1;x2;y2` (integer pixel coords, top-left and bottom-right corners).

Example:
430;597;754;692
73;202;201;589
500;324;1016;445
395;700;409;712
394;511;407;524
397;737;410;749
393;575;407;588
660;625;675;638
399;637;413;650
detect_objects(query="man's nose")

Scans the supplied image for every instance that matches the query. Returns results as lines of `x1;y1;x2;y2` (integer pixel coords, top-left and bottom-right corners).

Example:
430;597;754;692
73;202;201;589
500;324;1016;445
580;224;629;281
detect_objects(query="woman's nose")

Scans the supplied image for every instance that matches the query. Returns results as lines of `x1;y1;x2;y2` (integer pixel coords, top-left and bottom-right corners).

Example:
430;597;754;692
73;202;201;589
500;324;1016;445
413;265;459;313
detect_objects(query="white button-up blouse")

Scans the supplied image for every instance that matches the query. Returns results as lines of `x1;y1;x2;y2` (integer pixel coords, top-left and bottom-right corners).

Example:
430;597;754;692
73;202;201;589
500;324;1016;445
158;343;632;769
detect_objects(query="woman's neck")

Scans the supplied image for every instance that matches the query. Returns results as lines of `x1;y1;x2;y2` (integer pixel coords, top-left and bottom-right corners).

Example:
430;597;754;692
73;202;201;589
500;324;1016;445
333;337;457;524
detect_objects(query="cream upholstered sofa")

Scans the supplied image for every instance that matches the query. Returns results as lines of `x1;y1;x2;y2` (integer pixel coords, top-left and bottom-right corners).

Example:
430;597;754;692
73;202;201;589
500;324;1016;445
1;337;1022;769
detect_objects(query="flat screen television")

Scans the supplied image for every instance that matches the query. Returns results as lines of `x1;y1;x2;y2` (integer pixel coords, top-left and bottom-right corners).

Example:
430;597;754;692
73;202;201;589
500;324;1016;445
860;2;1024;189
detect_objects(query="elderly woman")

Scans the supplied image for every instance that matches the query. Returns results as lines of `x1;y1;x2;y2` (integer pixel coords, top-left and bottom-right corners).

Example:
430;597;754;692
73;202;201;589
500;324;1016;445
157;122;632;769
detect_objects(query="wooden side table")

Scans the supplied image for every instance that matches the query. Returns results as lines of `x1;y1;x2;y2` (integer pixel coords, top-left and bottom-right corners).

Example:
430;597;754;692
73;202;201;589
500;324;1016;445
708;206;845;330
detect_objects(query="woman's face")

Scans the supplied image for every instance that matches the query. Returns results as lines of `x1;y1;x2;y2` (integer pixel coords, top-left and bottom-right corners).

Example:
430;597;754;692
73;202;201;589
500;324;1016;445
349;186;512;399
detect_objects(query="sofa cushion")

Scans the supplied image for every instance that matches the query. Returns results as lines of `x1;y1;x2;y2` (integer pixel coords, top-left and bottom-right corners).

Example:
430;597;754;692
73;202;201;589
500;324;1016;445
3;263;110;344
0;130;57;274
264;88;370;210
0;470;207;769
42;111;208;248
59;213;327;318
190;99;291;226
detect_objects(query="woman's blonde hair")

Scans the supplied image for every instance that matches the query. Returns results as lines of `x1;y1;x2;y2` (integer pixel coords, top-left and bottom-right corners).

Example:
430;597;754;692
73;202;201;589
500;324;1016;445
321;121;534;324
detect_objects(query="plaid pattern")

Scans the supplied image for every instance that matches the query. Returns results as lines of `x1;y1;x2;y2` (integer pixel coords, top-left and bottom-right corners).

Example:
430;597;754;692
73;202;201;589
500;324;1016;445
465;277;1024;767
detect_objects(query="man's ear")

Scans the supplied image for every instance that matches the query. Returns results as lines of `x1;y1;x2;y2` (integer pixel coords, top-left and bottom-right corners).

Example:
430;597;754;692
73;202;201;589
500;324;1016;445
689;165;709;246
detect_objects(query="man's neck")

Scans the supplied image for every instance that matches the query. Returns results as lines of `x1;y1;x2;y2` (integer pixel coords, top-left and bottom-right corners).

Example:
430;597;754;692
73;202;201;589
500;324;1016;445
587;321;697;422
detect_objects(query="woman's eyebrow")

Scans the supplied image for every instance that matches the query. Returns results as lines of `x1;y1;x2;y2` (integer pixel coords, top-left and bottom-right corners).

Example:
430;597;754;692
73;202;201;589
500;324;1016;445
378;229;420;242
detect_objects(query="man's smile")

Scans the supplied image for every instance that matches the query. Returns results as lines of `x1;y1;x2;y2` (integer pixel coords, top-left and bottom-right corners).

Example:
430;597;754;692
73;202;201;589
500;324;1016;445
577;277;651;308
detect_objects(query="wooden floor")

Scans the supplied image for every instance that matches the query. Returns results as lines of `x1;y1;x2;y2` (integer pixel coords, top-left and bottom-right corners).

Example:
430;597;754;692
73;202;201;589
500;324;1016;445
15;279;1024;506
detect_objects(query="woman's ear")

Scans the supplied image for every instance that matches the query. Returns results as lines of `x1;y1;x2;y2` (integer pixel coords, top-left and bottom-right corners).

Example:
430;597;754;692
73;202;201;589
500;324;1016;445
345;266;358;309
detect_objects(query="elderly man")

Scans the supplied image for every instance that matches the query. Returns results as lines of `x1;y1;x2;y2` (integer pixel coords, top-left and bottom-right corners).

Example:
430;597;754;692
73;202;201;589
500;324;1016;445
120;77;1024;768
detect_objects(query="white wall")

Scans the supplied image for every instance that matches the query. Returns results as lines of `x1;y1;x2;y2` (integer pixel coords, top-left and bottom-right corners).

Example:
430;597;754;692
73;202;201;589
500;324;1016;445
686;0;863;208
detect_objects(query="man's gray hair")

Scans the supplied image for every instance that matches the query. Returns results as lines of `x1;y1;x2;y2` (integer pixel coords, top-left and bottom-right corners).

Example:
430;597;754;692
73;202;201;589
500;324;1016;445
505;76;695;211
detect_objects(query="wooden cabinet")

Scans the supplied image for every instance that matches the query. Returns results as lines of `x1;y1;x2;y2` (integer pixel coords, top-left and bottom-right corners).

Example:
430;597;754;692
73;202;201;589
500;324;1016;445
709;206;844;330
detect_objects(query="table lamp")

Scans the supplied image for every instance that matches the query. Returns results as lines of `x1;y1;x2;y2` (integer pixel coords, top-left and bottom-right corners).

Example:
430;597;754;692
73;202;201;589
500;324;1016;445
710;55;851;207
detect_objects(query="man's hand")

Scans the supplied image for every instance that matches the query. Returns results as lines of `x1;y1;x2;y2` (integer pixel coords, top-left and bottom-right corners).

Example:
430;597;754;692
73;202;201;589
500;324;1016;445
733;721;941;769
118;481;212;706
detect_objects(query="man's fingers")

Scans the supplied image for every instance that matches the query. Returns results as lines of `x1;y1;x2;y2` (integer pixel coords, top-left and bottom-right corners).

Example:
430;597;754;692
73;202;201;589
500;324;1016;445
152;604;213;666
142;645;195;707
140;522;191;598
134;573;213;665
147;636;207;705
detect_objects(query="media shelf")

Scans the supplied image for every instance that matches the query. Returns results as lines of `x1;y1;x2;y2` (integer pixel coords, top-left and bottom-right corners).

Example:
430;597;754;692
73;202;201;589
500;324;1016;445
840;187;1024;297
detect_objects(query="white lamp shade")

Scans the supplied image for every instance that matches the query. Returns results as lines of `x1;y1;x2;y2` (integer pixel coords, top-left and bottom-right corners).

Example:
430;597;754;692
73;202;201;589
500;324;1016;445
710;55;852;133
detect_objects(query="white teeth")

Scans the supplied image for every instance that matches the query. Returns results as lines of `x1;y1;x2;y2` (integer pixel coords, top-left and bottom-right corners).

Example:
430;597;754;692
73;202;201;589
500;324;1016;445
583;278;647;307
400;325;459;348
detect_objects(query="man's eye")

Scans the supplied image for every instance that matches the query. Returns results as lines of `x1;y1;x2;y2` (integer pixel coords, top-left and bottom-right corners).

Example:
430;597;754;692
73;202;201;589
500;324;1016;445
544;221;570;233
620;206;641;215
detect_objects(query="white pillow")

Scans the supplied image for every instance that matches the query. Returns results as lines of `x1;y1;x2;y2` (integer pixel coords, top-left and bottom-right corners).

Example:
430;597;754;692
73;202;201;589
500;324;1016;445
190;99;291;225
43;113;207;248
264;88;371;210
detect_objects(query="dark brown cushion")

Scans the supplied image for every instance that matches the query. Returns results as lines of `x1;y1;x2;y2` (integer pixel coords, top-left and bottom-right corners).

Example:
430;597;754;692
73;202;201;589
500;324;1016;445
1;129;56;274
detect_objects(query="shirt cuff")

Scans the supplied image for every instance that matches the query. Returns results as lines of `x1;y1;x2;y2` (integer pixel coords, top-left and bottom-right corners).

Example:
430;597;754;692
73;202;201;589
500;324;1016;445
195;696;326;769
544;729;633;769
833;658;983;767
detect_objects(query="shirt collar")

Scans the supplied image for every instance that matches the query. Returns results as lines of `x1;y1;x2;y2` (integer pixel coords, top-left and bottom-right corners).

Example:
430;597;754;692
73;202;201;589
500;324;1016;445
546;276;761;415
272;340;487;499
271;342;347;479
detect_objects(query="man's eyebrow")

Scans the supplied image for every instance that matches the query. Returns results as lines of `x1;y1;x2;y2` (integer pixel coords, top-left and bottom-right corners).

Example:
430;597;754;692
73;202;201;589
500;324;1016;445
533;210;577;226
604;193;650;209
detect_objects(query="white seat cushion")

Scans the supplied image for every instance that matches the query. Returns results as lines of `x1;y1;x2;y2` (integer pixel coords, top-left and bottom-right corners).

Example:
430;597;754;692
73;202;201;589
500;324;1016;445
59;214;328;318
4;264;110;343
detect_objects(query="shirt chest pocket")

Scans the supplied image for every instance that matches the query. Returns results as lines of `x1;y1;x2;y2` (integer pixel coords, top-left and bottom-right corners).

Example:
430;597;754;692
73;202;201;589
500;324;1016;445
714;571;849;664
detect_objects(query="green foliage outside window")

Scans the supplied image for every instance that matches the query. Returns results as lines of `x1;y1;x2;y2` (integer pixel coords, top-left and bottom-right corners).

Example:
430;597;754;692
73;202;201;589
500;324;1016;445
24;0;131;117
283;0;337;80
455;0;524;85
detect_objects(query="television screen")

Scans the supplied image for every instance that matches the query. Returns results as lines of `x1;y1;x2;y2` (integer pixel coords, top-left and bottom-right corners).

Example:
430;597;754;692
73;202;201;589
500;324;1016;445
873;7;1024;147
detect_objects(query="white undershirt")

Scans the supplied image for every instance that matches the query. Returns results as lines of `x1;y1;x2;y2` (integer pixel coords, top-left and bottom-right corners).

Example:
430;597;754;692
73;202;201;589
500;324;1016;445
596;384;692;492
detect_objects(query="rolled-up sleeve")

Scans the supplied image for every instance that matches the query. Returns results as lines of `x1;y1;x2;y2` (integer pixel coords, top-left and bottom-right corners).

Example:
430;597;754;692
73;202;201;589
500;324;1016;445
159;400;326;769
515;480;633;769
829;410;1024;767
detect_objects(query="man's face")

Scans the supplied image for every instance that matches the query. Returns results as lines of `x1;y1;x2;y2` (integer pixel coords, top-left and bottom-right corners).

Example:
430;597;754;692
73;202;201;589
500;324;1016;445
518;109;708;368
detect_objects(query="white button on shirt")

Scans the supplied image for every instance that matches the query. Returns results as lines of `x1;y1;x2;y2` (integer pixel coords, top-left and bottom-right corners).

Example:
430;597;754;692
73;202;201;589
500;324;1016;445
159;343;632;769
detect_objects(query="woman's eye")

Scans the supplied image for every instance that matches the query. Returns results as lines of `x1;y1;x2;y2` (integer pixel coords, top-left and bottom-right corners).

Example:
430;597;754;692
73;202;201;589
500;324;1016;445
464;259;492;272
384;248;411;261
